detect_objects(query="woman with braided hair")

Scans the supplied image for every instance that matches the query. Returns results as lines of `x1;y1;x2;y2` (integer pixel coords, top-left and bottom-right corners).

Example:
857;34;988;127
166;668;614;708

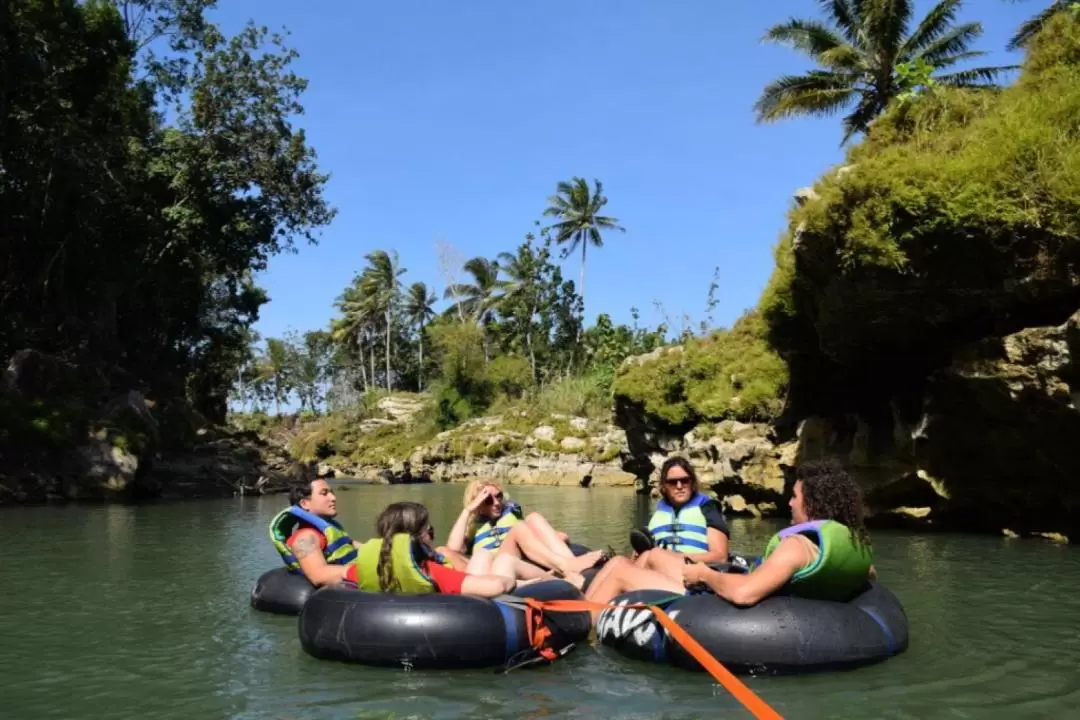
352;501;549;597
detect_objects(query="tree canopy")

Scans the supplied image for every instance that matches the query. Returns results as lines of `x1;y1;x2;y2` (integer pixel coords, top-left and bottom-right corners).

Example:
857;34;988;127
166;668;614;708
1;0;334;421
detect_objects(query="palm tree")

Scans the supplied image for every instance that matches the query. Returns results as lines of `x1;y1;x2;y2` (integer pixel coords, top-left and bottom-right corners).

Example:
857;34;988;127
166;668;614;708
754;0;1013;143
331;280;377;391
541;177;624;316
444;257;504;362
444;257;503;322
1006;1;1077;51
361;250;406;392
497;244;541;382
404;281;437;391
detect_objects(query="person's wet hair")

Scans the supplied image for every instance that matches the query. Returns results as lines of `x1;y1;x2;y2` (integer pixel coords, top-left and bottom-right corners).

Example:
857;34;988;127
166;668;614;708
373;501;432;592
796;459;871;548
288;479;315;506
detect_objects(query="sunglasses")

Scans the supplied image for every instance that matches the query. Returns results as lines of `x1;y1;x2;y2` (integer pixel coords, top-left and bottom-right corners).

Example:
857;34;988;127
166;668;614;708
662;476;692;487
482;492;505;506
422;525;435;539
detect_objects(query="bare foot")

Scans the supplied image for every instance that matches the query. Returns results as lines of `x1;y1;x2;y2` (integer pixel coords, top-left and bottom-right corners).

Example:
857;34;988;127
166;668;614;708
565;550;604;573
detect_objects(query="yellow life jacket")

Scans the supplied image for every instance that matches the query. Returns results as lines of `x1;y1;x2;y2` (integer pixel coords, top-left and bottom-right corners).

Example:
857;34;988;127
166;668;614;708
472;502;524;551
354;533;455;594
269;505;357;573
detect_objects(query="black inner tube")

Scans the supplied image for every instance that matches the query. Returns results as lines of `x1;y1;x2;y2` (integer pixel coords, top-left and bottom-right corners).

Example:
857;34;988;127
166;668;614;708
250;567;315;615
597;581;909;675
298;578;591;669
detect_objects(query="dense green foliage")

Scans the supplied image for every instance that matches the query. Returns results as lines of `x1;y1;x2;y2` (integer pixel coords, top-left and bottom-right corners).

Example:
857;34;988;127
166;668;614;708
612;12;1080;432
612;311;788;427
760;12;1080;411
237;223;676;431
0;0;333;423
7;0;1069;481
1007;1;1080;51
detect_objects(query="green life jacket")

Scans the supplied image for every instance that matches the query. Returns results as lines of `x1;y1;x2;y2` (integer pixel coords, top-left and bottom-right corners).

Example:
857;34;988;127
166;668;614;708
762;519;873;601
647;493;711;554
268;505;358;573
472;502;524;551
354;533;455;594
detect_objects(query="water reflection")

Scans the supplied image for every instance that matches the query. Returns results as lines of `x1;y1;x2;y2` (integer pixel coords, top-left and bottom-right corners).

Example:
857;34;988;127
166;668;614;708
0;485;1078;719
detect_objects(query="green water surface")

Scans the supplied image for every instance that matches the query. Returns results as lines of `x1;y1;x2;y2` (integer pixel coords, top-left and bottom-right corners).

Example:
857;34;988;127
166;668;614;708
1;483;1078;719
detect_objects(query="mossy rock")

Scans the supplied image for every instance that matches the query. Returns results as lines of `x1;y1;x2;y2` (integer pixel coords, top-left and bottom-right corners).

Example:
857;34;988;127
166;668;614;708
612;311;787;430
761;13;1080;380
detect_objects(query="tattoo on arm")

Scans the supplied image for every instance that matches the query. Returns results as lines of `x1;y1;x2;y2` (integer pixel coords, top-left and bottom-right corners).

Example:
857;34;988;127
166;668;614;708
293;534;320;560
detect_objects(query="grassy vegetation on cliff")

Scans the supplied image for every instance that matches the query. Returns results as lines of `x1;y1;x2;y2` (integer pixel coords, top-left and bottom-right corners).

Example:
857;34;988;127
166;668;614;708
259;366;622;467
761;14;1080;375
609;16;1080;432
611;311;787;428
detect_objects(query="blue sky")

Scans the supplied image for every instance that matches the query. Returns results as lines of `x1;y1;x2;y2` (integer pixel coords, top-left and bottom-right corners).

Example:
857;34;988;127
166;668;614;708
210;0;1036;343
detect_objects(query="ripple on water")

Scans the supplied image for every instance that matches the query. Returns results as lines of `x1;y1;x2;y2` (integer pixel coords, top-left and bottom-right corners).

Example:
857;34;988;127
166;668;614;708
2;488;1080;719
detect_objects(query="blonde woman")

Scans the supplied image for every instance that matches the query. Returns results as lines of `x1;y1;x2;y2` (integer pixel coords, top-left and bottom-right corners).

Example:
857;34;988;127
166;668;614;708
443;480;608;577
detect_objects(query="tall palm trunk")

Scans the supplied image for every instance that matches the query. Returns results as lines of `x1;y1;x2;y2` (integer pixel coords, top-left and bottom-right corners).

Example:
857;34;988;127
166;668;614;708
527;299;537;383
580;240;587;315
356;331;368;391
385;310;392;392
369;336;376;393
237;367;246;411
565;240;585;374
417;321;425;392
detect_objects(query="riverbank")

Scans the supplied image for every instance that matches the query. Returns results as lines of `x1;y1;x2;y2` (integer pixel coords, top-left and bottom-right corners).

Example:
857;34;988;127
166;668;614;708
6;16;1080;547
0;349;300;505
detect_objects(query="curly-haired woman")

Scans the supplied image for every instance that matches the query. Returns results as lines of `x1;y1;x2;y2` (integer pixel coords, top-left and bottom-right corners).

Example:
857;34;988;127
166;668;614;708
578;459;876;618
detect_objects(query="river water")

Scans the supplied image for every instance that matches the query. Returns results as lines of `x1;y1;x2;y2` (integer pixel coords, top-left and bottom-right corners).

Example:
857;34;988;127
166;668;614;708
2;483;1078;719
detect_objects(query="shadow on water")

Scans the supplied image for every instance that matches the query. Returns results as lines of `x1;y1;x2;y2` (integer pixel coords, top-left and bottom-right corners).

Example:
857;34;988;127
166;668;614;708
2;483;1079;719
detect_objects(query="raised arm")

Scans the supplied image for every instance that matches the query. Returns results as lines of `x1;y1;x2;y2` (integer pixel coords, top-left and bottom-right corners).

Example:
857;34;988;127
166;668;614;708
447;486;494;553
446;507;475;554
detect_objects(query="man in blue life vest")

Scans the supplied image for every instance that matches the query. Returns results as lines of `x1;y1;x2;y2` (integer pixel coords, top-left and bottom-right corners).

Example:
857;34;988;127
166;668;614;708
268;478;361;587
628;457;733;583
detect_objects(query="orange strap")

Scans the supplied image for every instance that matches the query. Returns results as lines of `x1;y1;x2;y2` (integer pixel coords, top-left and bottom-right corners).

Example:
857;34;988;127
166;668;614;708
524;598;783;720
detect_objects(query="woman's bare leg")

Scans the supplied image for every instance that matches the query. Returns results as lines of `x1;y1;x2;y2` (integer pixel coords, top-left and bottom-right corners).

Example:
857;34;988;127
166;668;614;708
491;553;521;583
633;548;692;581
498;523;603;574
466;548;495;575
523;513;576;559
583;556;685;624
475;546;550;581
512;558;552;580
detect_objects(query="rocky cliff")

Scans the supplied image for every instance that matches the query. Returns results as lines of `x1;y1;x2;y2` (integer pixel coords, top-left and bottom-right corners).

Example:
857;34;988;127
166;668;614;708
297;395;636;489
0;349;302;504
611;17;1080;543
613;309;1080;543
